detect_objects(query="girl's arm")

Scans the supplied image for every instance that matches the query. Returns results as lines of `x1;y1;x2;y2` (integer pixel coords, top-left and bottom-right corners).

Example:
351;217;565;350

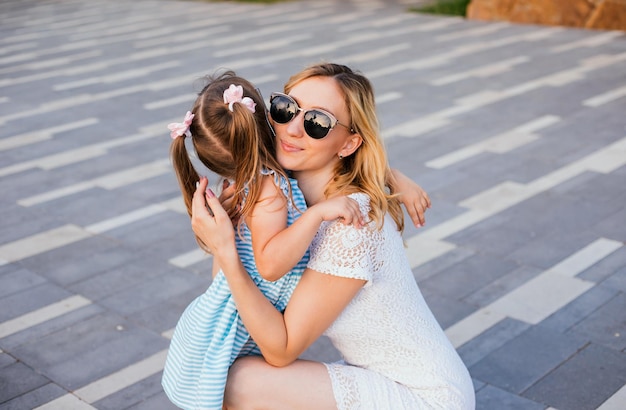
192;179;364;366
390;168;431;228
247;175;362;282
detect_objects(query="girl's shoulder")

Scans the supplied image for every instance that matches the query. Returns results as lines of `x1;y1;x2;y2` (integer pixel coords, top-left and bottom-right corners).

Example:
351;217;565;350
260;167;306;210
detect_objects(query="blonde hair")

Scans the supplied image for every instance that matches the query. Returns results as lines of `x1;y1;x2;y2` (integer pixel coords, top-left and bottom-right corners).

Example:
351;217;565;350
284;63;404;232
170;71;289;250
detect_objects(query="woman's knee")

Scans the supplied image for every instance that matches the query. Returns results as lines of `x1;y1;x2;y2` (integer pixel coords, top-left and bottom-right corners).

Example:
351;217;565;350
224;356;271;408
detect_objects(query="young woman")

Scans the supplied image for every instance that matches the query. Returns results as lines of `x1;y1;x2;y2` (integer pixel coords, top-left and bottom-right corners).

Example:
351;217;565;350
191;63;475;409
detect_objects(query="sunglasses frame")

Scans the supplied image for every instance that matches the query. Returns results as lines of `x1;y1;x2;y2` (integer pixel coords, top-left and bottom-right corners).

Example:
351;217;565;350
269;92;354;139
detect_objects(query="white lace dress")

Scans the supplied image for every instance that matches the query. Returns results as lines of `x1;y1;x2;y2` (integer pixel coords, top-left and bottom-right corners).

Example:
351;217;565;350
307;193;475;410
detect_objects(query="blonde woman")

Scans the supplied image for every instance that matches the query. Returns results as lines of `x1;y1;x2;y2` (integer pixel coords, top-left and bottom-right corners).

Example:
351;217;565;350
192;63;474;410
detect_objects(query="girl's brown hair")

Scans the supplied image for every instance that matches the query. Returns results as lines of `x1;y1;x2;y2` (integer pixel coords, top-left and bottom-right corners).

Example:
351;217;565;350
170;71;289;250
284;63;404;232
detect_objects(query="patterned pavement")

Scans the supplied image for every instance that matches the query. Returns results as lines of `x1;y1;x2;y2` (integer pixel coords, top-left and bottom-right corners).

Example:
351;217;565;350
1;0;625;409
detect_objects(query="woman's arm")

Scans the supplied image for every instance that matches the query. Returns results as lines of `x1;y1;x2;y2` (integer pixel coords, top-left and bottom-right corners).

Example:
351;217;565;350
192;178;365;366
247;175;362;281
390;168;431;227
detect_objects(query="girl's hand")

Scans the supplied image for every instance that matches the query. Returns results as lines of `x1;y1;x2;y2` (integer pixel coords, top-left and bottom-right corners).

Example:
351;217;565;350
309;196;364;228
192;177;237;256
391;169;431;228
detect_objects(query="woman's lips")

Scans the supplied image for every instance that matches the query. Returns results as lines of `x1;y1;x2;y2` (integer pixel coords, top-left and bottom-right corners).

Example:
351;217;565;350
280;140;302;153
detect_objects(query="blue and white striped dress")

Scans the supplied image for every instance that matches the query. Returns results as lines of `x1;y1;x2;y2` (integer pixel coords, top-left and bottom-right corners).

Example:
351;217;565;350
162;170;308;410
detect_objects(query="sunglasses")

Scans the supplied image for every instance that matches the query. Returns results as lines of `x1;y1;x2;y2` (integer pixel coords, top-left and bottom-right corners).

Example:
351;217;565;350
269;92;354;139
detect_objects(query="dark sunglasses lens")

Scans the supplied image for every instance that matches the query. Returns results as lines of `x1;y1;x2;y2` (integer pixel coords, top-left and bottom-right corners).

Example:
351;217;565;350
270;96;296;124
304;110;332;139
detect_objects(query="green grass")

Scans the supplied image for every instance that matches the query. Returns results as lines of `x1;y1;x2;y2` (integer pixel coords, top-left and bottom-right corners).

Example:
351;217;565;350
411;0;471;17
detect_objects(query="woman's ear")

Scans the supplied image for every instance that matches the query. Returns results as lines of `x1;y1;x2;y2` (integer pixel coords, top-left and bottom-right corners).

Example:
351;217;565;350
339;133;363;158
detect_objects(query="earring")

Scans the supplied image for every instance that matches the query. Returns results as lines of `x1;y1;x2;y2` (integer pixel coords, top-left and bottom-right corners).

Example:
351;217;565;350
339;154;343;159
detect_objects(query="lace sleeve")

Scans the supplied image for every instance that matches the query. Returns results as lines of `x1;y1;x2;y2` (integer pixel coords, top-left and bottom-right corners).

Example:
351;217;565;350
307;194;383;286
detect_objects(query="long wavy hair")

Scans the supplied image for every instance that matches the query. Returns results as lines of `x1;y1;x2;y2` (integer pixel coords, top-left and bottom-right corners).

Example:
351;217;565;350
284;63;404;232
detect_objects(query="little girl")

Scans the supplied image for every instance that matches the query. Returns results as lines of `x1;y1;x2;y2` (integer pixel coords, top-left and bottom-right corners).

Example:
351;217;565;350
162;72;364;410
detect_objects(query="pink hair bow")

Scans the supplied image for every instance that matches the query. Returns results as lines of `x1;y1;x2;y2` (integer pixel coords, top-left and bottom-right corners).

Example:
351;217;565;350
168;111;195;139
223;84;256;113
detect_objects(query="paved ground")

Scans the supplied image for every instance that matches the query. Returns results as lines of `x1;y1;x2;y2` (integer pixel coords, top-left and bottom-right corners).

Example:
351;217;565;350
1;0;625;409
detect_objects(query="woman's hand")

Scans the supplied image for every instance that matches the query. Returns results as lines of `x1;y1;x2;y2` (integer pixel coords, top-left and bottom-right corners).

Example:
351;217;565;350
390;169;431;228
191;177;237;257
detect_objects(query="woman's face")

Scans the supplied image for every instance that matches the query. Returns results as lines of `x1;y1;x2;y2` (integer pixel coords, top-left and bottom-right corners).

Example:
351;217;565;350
272;76;359;178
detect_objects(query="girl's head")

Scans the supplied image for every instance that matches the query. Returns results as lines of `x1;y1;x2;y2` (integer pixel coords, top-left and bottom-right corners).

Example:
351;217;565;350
170;71;288;247
272;62;403;231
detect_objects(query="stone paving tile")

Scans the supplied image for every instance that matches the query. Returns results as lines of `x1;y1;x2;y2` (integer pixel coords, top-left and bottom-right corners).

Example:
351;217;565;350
458;318;531;368
0;267;46;299
579;246;626;283
522;343;626;410
475;384;547;410
0;304;104;351
0;361;50;403
11;312;168;390
462;265;544;307
420;253;520;300
94;372;171;410
413;246;476;282
0;283;72;323
421;290;478;329
0;383;66;410
566;292;626;351
0;352;16;369
19;237;139;286
540;284;620;333
470;324;589;394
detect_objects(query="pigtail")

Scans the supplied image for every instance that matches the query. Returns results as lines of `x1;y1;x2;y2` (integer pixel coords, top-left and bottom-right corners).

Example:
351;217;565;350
228;103;263;218
170;134;209;251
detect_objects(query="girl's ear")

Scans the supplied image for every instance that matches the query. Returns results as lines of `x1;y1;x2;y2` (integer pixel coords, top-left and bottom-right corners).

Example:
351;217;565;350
339;133;363;158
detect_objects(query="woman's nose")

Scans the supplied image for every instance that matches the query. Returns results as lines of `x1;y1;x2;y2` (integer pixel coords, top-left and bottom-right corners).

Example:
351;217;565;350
286;111;305;138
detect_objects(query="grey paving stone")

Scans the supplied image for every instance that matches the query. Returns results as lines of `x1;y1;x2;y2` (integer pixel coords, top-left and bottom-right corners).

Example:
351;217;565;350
509;230;603;270
0;304;104;351
522;343;626;410
67;253;181;302
125;390;180;410
462;265;544;307
0;267;46;299
475;384;546;410
449;223;541;263
458;318;531;368
0;352;16;369
420;253;520;300
99;270;208;317
0;283;72;323
566;293;626;351
540;285;620;333
593;207;626;242
93;372;168;410
0;383;66;410
422;289;478;329
301;335;341;363
470;324;589;394
413;247;476;282
579;246;626;283
31;187;158;228
12;312;168;390
0;362;50;403
98;211;194;252
18;237;136;287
